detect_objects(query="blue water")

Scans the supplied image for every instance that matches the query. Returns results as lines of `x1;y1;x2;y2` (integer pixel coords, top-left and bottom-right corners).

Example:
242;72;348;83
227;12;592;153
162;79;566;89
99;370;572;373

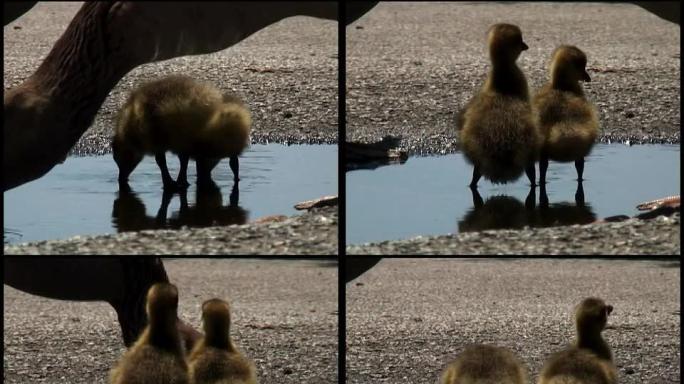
4;144;337;244
347;144;680;245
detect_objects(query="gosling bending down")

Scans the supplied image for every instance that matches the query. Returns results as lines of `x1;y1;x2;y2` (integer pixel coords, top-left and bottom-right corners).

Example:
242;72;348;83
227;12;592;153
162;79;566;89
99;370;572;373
112;75;251;190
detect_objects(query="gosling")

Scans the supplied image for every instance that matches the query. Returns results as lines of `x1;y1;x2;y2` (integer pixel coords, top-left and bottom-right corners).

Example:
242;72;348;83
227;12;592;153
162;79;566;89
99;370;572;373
458;23;541;188
112;74;251;190
538;297;617;384
533;46;598;184
110;283;189;384
440;344;528;384
188;298;257;384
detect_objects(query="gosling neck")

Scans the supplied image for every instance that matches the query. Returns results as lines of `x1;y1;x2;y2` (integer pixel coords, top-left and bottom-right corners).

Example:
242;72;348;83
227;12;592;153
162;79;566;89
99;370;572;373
576;325;612;361
147;316;183;352
551;71;585;96
205;323;236;352
486;60;529;100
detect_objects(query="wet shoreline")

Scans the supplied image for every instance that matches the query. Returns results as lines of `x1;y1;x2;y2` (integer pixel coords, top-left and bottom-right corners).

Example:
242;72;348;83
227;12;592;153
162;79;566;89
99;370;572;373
5;206;338;255
347;214;680;255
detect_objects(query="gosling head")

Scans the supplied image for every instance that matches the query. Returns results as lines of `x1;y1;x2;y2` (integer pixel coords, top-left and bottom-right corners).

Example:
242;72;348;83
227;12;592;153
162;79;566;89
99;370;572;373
487;23;528;64
550;45;591;84
146;283;179;327
575;297;613;333
112;136;144;184
202;298;231;332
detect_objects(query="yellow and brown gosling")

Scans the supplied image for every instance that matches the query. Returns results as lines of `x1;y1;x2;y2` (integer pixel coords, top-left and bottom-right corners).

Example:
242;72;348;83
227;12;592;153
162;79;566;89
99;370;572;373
189;298;257;384
440;344;528;384
458;23;541;188
110;282;189;384
112;74;251;190
538;297;616;384
532;45;598;184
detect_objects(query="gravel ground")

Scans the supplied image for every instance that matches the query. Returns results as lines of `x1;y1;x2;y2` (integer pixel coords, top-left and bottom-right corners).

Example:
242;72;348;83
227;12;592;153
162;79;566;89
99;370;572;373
347;258;680;384
4;258;338;384
347;213;680;255
347;2;680;154
4;206;338;255
3;2;338;154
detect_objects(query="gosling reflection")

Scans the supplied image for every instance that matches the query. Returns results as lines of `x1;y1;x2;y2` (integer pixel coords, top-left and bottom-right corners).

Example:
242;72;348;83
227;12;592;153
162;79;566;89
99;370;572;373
112;182;248;232
458;187;536;232
537;181;596;227
112;183;167;231
168;180;248;228
346;157;408;172
458;182;595;232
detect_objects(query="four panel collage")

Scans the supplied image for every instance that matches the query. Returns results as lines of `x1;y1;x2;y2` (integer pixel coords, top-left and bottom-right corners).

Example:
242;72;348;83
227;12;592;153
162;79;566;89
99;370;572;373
2;1;681;384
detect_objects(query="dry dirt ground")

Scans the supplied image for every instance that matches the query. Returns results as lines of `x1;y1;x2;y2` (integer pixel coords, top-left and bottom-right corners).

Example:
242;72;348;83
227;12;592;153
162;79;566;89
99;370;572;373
347;2;680;154
4;259;338;384
347;258;680;383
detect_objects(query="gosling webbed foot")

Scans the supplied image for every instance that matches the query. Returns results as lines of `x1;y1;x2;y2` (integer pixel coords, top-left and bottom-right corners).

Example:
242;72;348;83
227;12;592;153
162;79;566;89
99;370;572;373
469;167;481;188
176;177;190;189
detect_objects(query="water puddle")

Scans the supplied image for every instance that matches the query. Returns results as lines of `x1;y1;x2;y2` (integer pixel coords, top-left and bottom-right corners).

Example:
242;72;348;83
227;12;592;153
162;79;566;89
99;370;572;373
347;144;679;245
4;144;337;244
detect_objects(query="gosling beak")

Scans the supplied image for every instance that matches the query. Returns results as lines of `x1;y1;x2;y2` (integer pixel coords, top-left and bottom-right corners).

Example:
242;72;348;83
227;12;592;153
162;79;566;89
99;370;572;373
582;70;591;82
605;305;613;315
521;42;529;51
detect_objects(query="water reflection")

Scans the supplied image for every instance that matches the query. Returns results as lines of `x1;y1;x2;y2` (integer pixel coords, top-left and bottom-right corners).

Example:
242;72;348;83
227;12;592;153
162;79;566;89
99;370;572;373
536;182;596;227
458;187;536;232
112;181;248;232
458;182;596;232
347;157;408;172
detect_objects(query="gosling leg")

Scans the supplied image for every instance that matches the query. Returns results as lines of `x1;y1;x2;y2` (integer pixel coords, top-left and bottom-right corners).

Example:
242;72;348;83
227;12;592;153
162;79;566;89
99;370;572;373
539;155;549;185
469;166;481;188
229;155;240;182
469;186;484;208
229;182;240;207
525;184;536;210
155;189;174;226
176;153;190;188
526;162;536;187
539;183;549;208
575;158;585;181
196;158;220;186
155;152;177;190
